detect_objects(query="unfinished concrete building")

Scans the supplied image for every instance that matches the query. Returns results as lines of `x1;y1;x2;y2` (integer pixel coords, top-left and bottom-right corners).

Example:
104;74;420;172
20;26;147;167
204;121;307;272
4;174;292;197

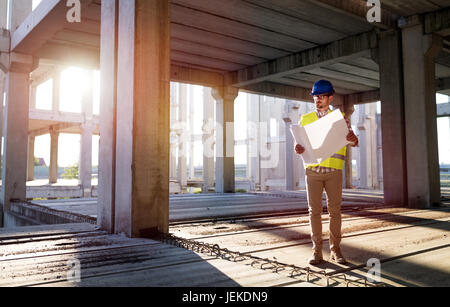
0;0;449;287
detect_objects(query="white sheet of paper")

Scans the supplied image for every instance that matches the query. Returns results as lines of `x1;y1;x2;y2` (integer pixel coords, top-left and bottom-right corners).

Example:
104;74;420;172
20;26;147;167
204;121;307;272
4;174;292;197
290;110;350;165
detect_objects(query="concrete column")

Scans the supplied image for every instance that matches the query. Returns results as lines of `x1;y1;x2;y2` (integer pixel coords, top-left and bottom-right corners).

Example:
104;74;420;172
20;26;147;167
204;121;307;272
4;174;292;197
27;135;35;181
98;0;118;233
169;83;178;179
283;101;299;191
188;85;195;179
344;101;355;189
378;30;408;206
212;86;239;193
80;70;94;197
1;54;34;225
297;102;308;189
0;72;5;177
79;123;94;197
114;0;170;237
357;104;368;188
49;128;59;184
178;83;188;189
402;25;442;208
247;94;260;190
202;87;214;193
52;68;61;112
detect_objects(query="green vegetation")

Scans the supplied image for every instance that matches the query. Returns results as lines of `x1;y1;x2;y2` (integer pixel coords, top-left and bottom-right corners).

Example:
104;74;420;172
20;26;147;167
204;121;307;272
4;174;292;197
62;163;79;180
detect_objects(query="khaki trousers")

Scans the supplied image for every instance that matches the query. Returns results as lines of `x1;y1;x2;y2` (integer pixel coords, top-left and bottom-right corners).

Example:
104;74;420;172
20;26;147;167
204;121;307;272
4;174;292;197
305;168;343;253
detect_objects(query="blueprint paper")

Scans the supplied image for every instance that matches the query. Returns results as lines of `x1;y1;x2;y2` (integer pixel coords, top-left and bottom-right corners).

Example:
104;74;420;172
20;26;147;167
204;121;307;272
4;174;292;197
290;110;350;165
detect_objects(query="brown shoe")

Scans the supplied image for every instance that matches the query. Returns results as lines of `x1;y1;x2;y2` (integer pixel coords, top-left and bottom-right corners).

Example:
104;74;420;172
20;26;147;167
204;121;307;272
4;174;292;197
330;249;347;264
308;251;323;265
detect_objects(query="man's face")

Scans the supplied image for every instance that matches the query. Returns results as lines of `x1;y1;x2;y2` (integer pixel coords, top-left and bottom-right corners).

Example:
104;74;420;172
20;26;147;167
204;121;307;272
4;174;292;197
313;94;333;112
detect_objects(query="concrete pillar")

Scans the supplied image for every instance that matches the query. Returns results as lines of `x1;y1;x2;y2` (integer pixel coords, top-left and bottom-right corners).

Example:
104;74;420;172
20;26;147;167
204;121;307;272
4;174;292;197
283;101;299;191
357;104;368;188
212;86;239;193
98;0;118;233
80;123;94;197
188;85;195;179
378;30;408;206
402;25;442;208
247;94;260;190
114;0;170;237
202;87;214;193
169;83;178;179
49;128;59;184
0;72;5;177
80;70;94;197
27;135;35;181
178;83;188;189
344;101;355;189
52;68;61;112
1;54;34;225
297;102;308;189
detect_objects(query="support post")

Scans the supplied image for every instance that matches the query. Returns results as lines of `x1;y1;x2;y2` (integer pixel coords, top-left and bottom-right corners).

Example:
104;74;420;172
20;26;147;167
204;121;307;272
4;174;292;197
27;135;35;181
202;87;215;193
1;53;34;226
402;24;442;208
212;86;239;193
49;128;59;184
378;30;408;206
98;0;118;233
114;0;170;237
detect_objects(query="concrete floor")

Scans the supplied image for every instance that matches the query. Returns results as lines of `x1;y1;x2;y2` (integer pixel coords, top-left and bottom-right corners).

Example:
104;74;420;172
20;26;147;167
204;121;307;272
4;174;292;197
30;189;386;223
1;189;449;287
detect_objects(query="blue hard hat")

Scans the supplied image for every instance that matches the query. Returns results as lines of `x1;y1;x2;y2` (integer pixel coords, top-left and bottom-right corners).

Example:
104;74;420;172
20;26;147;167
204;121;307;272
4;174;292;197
310;80;335;96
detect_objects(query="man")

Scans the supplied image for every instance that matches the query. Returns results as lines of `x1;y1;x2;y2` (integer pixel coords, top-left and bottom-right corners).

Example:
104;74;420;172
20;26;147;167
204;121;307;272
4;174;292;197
295;80;358;265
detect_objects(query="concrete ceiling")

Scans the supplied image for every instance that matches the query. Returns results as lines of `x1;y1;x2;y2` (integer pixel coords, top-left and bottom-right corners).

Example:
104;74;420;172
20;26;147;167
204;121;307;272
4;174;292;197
20;0;450;97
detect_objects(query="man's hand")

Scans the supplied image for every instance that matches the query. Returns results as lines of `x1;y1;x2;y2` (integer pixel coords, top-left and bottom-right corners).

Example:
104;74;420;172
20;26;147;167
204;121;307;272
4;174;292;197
295;144;305;155
347;131;359;146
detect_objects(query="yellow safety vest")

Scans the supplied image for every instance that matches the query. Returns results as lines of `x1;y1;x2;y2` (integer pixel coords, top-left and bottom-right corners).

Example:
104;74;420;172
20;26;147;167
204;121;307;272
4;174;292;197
300;111;347;170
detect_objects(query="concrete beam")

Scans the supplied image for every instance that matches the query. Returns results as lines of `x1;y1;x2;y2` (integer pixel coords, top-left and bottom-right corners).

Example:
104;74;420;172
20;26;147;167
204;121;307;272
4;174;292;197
28;122;82;138
11;0;94;54
171;65;224;88
424;7;450;35
227;31;378;87
307;0;397;30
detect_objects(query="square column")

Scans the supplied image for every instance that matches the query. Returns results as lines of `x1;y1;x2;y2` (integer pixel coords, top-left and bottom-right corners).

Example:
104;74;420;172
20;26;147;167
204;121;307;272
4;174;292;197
202;87;215;193
177;83;188;189
49;128;59;184
247;93;260;190
378;30;408;206
1;53;34;225
283;101;299;191
27;136;35;181
212;86;239;193
98;0;118;233
79;123;94;197
402;25;442;208
114;0;170;237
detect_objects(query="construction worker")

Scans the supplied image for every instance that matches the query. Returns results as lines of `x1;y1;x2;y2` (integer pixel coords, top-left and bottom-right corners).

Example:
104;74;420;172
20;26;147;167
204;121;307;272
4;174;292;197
295;80;358;265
